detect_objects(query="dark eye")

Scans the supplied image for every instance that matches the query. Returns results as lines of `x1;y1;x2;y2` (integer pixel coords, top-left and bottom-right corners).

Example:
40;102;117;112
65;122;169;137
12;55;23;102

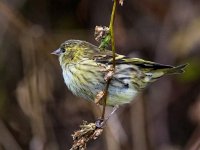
60;47;65;53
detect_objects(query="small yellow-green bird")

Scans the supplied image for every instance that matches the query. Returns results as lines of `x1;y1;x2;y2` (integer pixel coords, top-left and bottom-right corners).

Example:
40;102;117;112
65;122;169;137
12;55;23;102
52;40;187;106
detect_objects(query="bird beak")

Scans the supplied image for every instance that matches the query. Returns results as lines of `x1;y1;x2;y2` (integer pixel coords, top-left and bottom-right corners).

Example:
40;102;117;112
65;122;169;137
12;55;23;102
51;48;61;55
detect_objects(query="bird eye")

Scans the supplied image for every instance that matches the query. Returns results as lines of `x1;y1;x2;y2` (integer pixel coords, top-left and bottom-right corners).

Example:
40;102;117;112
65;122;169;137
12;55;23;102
60;48;65;53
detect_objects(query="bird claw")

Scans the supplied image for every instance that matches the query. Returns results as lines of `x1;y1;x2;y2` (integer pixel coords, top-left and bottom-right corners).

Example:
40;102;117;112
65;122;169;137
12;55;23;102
95;118;106;128
95;105;119;128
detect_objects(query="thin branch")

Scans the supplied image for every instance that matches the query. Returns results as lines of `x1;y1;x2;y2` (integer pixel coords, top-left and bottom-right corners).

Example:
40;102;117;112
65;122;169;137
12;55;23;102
100;0;117;120
71;1;119;149
109;0;117;68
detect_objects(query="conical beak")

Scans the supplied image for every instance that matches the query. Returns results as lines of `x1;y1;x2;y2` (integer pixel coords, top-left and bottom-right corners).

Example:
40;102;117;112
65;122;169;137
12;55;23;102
51;48;61;55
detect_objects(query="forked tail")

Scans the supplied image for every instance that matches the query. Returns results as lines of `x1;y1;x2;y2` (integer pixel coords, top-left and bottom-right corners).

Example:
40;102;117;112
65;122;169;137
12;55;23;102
164;64;188;75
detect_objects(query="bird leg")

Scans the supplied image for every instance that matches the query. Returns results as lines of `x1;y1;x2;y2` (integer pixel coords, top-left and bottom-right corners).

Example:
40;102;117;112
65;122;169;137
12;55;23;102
95;105;119;128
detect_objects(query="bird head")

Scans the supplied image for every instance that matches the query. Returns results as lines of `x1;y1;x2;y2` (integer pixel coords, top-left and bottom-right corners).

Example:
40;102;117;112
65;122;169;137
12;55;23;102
51;40;86;65
52;40;101;65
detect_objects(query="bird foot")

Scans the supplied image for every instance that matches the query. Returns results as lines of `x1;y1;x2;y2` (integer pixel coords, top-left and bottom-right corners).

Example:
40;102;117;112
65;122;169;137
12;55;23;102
95;105;119;128
95;118;106;128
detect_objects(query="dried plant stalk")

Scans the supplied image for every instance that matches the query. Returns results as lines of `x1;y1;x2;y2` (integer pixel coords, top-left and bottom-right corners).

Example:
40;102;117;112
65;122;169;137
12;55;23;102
70;121;103;150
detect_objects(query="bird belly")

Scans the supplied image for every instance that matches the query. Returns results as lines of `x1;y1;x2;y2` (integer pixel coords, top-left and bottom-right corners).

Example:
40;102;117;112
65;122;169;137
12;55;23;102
107;86;137;106
62;63;138;106
62;64;105;101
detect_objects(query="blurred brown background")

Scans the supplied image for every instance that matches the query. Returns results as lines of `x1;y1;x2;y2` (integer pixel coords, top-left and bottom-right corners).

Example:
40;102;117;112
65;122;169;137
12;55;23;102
0;0;200;150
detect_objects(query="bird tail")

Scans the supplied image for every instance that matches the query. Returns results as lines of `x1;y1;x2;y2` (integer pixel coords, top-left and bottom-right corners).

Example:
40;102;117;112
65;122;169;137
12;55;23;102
150;63;188;80
121;57;188;80
164;64;188;75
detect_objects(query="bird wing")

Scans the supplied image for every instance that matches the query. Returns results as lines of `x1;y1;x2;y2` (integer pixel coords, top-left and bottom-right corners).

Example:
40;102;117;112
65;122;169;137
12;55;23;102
92;52;186;85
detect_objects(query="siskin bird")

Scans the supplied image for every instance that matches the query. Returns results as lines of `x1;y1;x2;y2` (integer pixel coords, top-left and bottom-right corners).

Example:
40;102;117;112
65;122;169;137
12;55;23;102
52;40;187;106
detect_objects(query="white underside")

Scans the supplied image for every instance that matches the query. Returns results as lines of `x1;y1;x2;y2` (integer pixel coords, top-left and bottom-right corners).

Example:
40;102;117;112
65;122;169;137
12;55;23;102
62;62;138;106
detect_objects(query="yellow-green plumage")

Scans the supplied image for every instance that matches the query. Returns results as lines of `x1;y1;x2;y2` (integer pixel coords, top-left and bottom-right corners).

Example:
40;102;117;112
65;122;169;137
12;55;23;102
52;40;187;106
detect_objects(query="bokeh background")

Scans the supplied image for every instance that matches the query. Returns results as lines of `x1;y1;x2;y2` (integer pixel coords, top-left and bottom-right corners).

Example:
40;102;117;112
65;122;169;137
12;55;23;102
0;0;200;150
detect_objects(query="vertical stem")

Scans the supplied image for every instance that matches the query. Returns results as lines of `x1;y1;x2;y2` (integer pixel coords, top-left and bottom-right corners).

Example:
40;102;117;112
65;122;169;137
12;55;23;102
109;0;117;68
101;80;111;119
101;0;117;120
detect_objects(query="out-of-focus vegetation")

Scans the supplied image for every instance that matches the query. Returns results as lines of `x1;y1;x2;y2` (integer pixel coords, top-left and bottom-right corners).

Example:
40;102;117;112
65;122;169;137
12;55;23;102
0;0;200;150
